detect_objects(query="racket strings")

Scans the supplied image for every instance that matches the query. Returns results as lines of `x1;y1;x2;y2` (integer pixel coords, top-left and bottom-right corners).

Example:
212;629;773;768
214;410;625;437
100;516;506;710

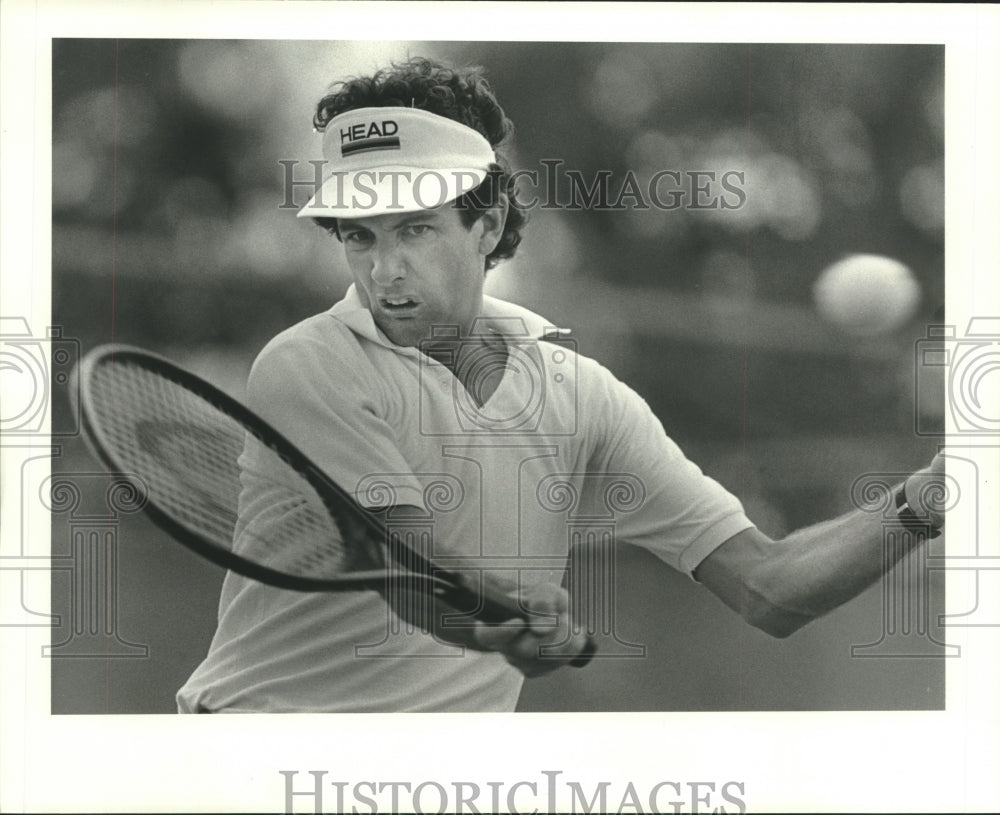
88;358;368;580
90;362;245;541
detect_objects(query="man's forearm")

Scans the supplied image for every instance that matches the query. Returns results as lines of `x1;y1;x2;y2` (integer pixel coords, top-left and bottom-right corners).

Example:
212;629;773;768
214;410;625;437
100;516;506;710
698;459;947;638
749;505;917;636
750;467;945;637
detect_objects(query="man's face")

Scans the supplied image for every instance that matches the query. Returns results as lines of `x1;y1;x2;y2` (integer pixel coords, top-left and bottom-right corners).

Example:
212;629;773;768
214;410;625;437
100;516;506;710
338;204;505;348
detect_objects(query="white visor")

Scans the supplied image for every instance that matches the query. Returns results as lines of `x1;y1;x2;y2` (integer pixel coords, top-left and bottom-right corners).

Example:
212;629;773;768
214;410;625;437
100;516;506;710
297;106;496;219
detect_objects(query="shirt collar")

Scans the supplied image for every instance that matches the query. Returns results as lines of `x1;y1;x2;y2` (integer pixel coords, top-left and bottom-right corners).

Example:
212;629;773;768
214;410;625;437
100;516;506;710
327;284;570;352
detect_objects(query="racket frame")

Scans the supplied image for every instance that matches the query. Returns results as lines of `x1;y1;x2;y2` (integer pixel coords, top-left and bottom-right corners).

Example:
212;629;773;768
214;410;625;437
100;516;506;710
77;345;521;622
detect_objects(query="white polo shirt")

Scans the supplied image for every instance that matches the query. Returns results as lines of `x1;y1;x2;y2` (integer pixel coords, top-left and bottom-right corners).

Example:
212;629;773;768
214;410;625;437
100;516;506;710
176;287;753;713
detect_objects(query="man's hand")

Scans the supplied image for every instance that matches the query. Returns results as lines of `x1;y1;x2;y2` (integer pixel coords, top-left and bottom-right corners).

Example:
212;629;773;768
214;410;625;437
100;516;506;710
381;570;592;674
469;582;591;678
904;451;948;529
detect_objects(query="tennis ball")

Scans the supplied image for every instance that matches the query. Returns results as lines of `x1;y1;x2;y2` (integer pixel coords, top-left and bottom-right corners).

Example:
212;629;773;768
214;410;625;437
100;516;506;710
813;254;921;336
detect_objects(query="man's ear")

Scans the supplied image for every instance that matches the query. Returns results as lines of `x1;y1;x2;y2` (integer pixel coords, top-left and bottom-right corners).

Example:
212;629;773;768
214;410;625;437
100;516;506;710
478;195;509;256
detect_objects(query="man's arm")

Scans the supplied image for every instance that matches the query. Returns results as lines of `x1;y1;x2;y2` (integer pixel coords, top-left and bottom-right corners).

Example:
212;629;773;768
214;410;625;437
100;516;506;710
694;453;947;638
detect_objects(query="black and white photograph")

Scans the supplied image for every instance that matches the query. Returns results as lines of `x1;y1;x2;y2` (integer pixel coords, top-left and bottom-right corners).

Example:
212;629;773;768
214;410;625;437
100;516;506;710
2;2;998;813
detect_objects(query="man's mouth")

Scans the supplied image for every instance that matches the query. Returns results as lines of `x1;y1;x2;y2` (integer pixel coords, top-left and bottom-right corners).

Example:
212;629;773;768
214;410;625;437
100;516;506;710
379;295;420;312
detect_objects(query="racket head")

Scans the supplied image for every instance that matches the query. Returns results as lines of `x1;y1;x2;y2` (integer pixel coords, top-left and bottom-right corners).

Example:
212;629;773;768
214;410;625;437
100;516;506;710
76;344;396;593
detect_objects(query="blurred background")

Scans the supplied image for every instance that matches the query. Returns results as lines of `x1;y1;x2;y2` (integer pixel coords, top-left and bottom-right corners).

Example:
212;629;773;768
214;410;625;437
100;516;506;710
50;40;946;713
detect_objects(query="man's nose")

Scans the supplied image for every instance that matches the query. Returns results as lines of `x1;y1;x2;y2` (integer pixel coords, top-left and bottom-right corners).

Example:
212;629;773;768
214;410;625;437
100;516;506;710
370;243;407;286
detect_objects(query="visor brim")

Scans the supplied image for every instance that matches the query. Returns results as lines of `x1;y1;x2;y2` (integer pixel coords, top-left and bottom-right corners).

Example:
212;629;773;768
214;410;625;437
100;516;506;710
297;166;488;219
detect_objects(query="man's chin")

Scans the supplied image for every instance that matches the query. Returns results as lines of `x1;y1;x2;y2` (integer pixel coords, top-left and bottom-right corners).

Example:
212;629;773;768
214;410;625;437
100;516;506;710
374;318;426;349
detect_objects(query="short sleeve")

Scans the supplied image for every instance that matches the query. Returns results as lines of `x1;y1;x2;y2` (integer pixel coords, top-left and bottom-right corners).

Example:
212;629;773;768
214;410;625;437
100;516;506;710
246;324;425;510
583;364;754;578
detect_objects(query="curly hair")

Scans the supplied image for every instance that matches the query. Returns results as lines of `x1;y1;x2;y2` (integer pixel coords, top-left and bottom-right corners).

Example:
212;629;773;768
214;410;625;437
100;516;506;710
310;57;527;271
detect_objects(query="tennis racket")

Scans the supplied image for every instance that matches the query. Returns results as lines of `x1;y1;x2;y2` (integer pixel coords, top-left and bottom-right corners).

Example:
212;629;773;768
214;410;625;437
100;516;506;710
75;344;595;666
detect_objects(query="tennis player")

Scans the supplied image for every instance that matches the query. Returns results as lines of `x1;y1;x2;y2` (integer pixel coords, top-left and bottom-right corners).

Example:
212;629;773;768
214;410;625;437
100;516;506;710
176;58;946;713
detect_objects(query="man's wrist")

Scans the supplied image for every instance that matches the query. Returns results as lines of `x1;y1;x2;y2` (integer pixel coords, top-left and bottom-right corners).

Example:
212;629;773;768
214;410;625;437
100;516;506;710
896;478;943;538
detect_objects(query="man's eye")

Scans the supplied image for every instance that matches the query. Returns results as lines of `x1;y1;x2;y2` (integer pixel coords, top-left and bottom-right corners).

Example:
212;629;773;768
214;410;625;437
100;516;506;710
344;230;373;245
403;224;431;237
